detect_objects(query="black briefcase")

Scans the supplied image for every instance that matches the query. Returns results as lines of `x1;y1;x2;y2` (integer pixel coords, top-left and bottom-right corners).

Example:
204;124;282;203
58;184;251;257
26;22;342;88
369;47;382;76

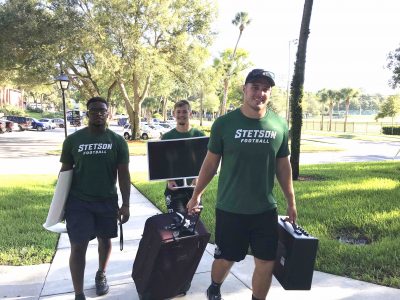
132;212;210;300
273;216;318;290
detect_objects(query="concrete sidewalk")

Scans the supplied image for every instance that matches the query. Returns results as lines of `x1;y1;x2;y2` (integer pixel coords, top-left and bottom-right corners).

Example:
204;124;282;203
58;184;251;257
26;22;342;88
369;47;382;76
1;185;399;300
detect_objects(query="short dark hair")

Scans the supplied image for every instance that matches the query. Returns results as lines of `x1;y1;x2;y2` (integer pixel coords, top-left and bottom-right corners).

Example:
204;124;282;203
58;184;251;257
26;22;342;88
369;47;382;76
174;100;191;111
86;97;108;109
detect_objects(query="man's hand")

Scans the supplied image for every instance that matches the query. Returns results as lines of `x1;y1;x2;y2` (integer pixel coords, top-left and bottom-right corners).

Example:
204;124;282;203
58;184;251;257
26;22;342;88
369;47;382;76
167;180;178;190
286;204;297;224
118;204;130;224
187;195;202;215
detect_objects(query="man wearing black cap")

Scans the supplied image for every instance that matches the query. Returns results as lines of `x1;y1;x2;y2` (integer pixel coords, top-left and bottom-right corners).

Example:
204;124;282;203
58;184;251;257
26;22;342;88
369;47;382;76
187;69;297;300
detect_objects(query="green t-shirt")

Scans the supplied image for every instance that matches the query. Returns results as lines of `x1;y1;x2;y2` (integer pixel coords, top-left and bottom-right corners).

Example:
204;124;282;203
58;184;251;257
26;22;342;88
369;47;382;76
161;128;205;140
208;108;289;214
60;127;129;202
161;127;205;193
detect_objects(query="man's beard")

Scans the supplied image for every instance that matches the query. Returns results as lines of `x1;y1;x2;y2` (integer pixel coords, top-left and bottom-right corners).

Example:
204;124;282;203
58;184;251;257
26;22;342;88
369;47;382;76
91;121;105;127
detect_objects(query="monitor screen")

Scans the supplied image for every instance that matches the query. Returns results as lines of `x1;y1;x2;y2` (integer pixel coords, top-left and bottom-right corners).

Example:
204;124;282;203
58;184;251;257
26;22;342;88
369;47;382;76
147;136;209;181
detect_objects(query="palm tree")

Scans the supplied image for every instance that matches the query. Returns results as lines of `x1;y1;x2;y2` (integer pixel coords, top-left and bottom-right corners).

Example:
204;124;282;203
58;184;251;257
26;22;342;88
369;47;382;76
232;12;251;58
317;89;329;130
340;88;359;132
220;12;251;115
289;0;314;180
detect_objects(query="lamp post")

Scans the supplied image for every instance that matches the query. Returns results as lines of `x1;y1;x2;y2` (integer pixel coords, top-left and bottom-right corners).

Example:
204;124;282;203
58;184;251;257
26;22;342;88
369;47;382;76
286;39;298;124
55;73;70;139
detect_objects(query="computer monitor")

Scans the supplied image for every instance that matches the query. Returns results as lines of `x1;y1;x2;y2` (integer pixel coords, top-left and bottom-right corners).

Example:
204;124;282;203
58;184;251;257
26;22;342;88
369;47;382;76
147;136;209;187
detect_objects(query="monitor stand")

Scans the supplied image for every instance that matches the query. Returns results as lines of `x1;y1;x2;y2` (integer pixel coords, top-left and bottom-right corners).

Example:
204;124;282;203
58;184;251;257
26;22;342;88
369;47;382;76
174;178;195;189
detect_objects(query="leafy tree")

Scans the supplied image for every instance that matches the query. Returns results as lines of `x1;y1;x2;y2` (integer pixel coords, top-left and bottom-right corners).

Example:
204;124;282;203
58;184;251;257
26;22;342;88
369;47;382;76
0;0;85;84
302;91;320;117
214;48;252;115
387;45;400;89
375;95;400;133
290;0;314;179
0;0;217;139
220;11;251;115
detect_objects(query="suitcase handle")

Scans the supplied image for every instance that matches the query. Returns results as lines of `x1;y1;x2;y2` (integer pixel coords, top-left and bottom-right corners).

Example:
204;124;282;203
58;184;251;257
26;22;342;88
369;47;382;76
168;207;203;237
280;217;310;237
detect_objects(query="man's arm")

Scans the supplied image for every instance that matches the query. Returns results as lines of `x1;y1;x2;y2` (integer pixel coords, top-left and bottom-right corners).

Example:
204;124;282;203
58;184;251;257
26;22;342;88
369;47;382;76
276;156;297;223
117;163;131;224
187;151;221;214
60;163;73;172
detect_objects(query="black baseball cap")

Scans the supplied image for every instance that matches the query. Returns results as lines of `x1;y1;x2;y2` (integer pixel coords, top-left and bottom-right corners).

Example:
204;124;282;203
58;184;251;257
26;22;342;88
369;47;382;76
245;69;275;86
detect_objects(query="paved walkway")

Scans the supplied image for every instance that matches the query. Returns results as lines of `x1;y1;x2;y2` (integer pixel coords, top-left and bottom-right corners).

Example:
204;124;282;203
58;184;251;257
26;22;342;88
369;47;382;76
1;184;400;299
1;133;399;299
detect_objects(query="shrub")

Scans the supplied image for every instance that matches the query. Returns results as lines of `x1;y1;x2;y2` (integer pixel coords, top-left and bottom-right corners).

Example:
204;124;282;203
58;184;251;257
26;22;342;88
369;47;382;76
382;126;400;135
0;105;27;116
27;107;43;113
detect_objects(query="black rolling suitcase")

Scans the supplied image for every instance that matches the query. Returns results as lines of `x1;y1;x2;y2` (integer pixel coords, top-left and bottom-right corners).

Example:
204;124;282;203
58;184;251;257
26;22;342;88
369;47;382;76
132;212;210;300
273;216;319;290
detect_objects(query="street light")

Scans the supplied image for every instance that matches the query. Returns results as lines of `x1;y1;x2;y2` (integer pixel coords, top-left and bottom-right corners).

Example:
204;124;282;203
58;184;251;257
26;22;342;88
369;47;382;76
55;73;70;139
286;39;298;124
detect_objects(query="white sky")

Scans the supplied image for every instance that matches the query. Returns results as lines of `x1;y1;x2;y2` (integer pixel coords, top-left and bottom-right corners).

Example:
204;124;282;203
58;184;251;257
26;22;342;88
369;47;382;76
211;0;400;95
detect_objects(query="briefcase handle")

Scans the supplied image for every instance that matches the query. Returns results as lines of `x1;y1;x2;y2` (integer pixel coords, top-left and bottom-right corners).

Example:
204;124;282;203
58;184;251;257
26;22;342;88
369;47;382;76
280;217;311;237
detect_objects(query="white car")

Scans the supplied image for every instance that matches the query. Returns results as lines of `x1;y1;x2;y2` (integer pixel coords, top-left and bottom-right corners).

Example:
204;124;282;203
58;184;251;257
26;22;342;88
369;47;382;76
39;118;56;129
158;122;174;131
123;123;160;140
147;123;169;136
51;118;65;128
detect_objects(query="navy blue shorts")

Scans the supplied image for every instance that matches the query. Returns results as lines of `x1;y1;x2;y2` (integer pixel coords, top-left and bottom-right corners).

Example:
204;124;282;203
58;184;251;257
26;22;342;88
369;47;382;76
65;195;119;244
214;208;278;262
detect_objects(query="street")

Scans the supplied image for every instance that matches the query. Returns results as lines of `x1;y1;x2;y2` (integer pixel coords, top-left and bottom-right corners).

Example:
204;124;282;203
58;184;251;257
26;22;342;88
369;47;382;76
0;126;399;175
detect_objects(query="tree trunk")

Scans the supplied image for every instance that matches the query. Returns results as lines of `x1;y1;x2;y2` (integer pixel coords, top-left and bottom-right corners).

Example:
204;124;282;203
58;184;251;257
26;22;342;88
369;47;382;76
328;101;333;131
118;81;135;139
320;113;324;130
132;73;151;139
200;90;204;126
220;77;229;115
289;0;314;180
344;97;350;132
162;96;168;121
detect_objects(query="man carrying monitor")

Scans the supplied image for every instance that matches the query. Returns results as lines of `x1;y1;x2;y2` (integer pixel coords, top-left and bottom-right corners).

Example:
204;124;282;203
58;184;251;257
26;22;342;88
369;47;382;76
161;100;205;214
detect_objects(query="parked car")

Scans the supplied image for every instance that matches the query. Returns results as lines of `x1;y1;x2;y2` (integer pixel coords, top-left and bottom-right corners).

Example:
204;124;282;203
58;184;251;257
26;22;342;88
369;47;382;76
158;122;174;131
29;118;46;131
39;118;56;129
123;123;159;140
0;118;16;132
4;115;32;131
0;120;5;133
52;118;65;128
147;123;169;136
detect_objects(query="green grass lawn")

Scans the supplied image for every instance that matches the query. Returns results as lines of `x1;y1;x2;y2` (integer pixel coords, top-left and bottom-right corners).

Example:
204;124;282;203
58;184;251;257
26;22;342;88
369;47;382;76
1;162;399;288
132;161;400;288
0;175;59;265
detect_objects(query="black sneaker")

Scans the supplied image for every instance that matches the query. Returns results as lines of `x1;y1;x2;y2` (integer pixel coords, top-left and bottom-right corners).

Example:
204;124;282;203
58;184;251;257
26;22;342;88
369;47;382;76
75;294;86;300
95;270;109;296
206;286;222;300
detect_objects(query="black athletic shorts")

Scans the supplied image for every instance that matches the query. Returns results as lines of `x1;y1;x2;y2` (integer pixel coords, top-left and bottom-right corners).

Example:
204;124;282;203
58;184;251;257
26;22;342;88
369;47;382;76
65;194;119;244
214;208;278;262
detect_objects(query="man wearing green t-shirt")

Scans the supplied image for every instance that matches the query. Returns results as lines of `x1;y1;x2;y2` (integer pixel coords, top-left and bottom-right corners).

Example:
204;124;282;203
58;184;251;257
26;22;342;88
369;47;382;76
161;100;205;213
60;97;131;300
187;69;297;300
